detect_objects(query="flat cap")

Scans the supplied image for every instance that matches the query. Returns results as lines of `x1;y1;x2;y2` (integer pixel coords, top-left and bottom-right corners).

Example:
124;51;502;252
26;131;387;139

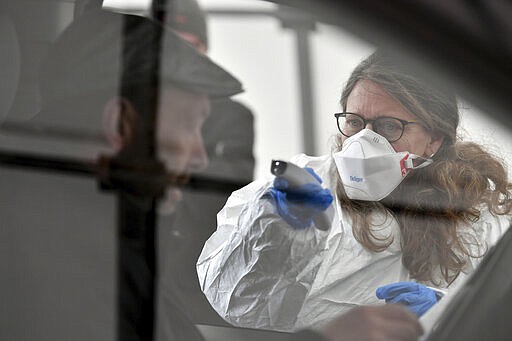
39;9;242;105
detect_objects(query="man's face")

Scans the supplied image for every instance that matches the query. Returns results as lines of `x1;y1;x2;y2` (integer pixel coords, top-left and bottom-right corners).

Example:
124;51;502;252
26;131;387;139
156;86;210;214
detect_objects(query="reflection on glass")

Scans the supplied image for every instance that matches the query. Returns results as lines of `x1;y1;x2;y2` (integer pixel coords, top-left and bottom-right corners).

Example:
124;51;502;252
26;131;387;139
1;1;511;341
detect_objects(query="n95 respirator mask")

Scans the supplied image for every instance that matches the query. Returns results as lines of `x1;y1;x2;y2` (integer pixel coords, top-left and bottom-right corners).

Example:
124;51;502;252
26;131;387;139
333;129;433;201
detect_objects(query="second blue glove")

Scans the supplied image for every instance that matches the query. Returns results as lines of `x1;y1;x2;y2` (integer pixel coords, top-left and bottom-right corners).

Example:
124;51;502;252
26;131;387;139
376;281;438;317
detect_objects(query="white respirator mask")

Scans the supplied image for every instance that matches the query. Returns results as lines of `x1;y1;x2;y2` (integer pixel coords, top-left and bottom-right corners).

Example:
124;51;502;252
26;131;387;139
333;129;433;201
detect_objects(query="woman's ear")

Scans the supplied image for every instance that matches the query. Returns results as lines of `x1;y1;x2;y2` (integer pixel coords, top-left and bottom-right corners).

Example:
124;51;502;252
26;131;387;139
102;97;137;151
427;132;445;157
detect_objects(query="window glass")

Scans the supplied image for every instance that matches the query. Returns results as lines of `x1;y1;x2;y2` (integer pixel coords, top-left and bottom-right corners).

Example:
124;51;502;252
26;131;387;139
1;1;511;341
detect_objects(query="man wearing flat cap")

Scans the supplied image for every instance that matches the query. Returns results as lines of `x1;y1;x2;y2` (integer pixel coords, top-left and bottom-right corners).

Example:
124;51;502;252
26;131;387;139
39;8;242;212
34;6;241;341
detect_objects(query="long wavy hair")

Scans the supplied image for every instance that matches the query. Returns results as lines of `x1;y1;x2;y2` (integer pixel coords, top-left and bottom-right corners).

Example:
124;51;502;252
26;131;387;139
334;51;512;285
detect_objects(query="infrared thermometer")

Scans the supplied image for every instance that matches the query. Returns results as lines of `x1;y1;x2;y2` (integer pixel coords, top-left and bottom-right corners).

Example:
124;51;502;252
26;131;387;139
270;159;333;231
270;159;321;187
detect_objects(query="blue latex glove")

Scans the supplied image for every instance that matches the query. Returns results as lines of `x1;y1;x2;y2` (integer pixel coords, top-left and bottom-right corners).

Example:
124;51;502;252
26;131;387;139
376;282;438;317
268;167;333;229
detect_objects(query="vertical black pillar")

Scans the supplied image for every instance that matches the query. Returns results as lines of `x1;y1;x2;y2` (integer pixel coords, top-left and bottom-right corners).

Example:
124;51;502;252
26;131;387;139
116;2;169;340
117;195;158;341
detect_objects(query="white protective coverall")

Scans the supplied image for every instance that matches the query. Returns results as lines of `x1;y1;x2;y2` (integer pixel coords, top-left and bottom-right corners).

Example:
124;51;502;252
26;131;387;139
197;153;510;332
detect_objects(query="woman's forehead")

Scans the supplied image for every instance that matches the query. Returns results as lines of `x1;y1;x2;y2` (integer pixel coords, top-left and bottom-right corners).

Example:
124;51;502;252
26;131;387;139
346;80;416;121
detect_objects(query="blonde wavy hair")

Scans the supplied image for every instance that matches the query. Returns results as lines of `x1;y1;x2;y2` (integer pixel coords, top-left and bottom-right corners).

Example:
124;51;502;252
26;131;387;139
334;51;512;285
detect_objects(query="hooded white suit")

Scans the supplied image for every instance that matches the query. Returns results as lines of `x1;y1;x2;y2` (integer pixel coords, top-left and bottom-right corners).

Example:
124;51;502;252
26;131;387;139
197;153;509;332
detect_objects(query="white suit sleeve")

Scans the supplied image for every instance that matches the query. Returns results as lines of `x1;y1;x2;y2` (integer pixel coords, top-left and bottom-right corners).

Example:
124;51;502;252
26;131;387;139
196;177;330;332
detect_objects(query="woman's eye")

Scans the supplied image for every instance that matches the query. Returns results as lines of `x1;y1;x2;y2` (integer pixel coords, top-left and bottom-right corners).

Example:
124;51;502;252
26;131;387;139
347;119;363;128
381;120;400;131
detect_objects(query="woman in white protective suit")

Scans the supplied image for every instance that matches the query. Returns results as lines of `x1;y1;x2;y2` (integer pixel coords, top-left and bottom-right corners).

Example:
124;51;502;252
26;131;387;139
196;51;512;332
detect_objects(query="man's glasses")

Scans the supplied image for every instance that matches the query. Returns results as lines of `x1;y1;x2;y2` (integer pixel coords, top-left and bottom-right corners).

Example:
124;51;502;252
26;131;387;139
334;112;419;142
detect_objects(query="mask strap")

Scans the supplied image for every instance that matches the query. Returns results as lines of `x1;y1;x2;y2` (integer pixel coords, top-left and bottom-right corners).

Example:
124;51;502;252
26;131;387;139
405;154;433;169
